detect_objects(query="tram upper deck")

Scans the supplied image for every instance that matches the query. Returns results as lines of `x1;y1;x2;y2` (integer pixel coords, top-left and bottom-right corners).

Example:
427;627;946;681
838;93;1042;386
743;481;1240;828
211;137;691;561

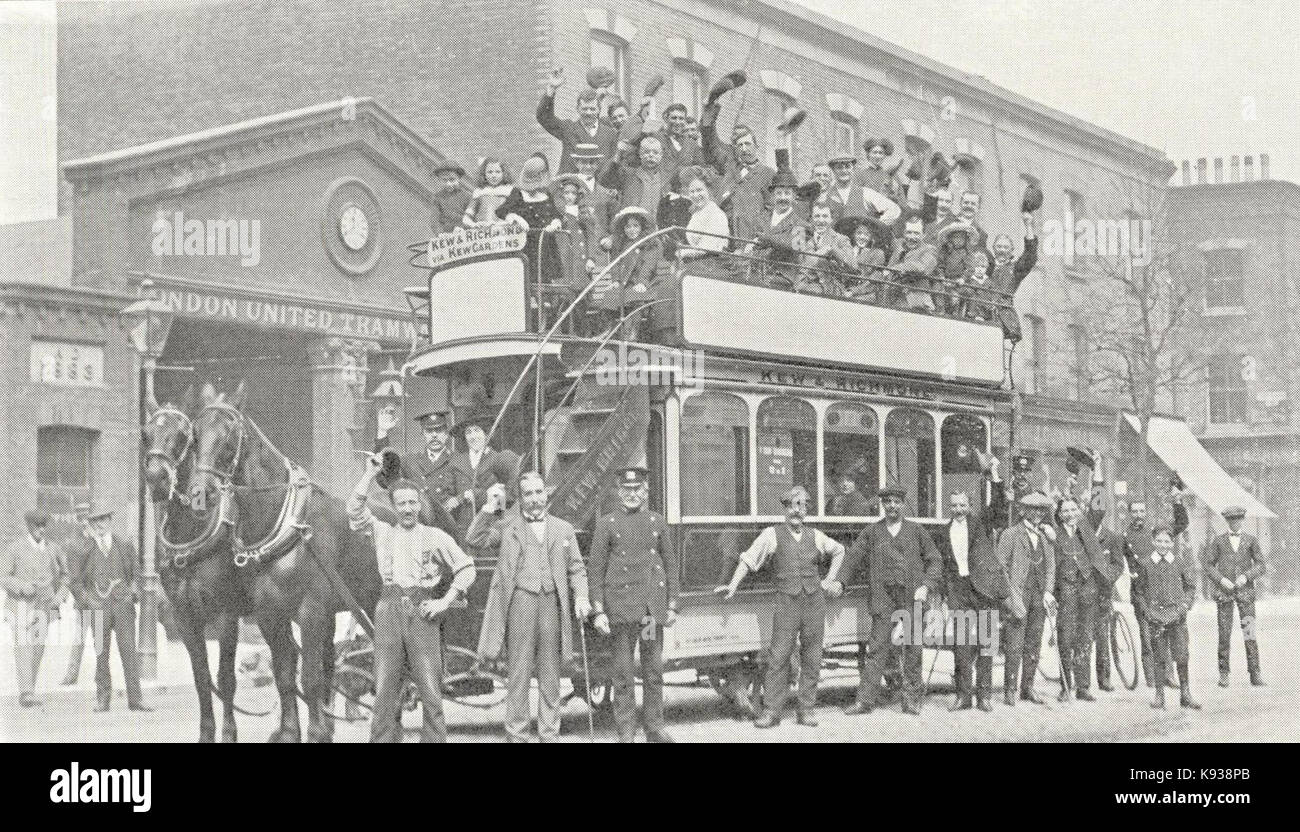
404;227;1012;388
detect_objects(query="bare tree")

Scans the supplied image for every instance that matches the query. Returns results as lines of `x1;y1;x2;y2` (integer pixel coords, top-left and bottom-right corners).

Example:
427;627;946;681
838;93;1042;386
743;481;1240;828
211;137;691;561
1045;177;1207;508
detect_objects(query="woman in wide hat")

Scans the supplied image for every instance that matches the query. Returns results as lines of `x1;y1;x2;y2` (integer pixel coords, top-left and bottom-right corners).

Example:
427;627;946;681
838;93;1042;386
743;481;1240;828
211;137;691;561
835;214;893;301
591;206;664;340
856;137;906;203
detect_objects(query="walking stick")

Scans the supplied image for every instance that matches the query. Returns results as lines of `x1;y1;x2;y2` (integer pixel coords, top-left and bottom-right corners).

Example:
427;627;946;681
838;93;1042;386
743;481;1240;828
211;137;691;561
578;613;595;742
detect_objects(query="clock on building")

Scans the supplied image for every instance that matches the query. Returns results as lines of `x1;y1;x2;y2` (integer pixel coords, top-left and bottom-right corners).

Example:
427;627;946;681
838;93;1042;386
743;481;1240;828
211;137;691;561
321;177;382;275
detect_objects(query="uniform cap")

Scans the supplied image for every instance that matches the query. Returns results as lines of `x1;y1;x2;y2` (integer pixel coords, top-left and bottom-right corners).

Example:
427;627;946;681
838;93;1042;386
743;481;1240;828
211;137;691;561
617;466;649;487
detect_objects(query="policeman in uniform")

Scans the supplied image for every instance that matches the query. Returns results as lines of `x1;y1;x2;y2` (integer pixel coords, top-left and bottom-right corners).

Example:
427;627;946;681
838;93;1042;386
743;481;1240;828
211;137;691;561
1203;505;1267;688
590;467;680;743
376;411;471;529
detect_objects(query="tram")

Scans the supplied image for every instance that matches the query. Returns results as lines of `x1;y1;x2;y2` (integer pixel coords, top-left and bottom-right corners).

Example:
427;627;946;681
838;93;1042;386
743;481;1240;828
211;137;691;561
396;222;1014;706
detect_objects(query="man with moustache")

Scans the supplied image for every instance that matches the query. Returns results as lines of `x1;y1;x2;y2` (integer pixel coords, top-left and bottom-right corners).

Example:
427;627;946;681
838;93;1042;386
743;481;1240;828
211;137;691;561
1051;494;1114;702
717;486;847;728
1124;490;1187;687
830;484;943;716
997;491;1057;706
826;154;901;225
937;458;1009;712
537;68;619;174
599;134;667;216
375;410;471;529
887;213;940;312
348;453;476;742
2;510;68;708
471;475;590;742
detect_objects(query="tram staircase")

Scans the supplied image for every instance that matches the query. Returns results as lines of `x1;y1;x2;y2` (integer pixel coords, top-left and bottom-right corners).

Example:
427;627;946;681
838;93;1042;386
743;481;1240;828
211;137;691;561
541;365;650;528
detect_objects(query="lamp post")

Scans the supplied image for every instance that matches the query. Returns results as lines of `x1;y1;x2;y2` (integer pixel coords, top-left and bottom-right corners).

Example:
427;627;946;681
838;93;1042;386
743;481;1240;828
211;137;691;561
371;357;405;451
119;277;176;681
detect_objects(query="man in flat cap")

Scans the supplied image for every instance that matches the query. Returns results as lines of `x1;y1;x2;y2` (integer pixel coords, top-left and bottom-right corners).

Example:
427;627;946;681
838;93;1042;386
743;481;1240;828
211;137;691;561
718;486;846;728
376;410;472;530
996;491;1057;706
1203;505;1267;687
69;505;152;712
2;510;68;707
430;161;471;234
830;483;943;715
1123;488;1187;688
589;466;679;742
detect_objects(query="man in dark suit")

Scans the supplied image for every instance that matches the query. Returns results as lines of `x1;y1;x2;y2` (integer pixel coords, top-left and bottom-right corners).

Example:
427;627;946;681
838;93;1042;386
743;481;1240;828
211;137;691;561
1051;494;1115;702
1124;491;1187;687
700;111;775;240
657;103;706;191
938;459;1009;712
589;467;680;742
1203;505;1267;688
831;484;943;716
743;168;806;288
536;68;619;174
69;506;152;713
375;410;471;529
1091;518;1128;692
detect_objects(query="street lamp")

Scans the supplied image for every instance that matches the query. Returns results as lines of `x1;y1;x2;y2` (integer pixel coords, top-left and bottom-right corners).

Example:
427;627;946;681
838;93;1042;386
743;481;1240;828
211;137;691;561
119;277;176;681
371;357;406;450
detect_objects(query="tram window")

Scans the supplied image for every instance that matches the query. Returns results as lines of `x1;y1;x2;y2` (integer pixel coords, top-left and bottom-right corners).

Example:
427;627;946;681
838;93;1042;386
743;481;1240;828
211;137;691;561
756;396;817;515
680;392;750;516
681;527;772;591
823;403;879;517
884;408;936;517
941;415;988;517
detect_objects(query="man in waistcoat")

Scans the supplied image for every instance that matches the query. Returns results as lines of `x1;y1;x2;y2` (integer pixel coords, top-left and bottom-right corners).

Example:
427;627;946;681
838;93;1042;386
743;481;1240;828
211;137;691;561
717;486;846;729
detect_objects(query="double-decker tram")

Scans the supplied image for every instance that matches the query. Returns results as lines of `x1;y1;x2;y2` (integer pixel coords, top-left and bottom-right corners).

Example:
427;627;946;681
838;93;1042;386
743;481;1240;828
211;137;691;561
399;222;1014;707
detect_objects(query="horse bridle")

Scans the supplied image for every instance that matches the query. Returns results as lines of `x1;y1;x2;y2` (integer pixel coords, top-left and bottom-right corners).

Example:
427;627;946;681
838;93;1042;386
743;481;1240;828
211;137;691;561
145;406;194;503
193;403;247;485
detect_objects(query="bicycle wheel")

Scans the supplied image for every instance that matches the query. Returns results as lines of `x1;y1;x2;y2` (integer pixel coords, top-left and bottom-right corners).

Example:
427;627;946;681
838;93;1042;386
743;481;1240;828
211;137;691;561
1037;621;1060;683
1110;612;1139;691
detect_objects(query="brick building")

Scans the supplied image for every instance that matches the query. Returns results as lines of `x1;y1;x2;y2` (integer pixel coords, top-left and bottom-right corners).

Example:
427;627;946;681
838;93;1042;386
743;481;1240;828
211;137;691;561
5;0;1266;548
1167;159;1299;591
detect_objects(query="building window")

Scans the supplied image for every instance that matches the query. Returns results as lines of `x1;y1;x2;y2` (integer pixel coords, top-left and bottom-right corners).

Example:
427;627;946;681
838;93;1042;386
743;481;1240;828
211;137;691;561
672;62;705;117
1069;323;1090;400
757;396;817;515
1064;189;1085;274
940;415;987;518
825;94;863;159
832;120;856;159
37;426;96;489
1024;314;1047;394
589;33;629;104
1207;354;1248;425
1204;249;1245;309
885;408;936;518
823;403;879;517
680;392;749;516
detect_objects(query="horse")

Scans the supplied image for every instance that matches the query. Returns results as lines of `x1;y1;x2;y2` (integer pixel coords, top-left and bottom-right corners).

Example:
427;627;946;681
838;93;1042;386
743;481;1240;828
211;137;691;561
142;385;249;743
188;382;385;743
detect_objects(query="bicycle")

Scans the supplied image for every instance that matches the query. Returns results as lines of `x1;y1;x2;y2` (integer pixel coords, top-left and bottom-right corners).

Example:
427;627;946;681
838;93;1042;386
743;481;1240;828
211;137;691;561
1038;601;1138;690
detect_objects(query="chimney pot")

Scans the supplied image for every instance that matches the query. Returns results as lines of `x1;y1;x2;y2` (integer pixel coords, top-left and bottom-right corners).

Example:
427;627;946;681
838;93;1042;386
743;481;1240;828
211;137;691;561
1244;155;1255;182
1260;153;1270;180
1230;155;1240;182
1196;157;1208;183
1214;157;1224;183
1181;160;1192;185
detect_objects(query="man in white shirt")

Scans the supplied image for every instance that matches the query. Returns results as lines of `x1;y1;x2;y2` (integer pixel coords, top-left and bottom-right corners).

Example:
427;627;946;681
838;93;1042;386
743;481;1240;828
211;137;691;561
348;454;476;742
2;511;68;707
718;486;845;728
1203;505;1267;688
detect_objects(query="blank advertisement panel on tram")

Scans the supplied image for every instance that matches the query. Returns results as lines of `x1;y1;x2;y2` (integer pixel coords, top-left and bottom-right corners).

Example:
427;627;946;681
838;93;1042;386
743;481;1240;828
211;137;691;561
426;256;527;343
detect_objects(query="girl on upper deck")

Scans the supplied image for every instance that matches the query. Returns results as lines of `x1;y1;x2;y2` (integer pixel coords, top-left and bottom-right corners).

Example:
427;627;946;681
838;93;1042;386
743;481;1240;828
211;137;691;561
463;157;514;226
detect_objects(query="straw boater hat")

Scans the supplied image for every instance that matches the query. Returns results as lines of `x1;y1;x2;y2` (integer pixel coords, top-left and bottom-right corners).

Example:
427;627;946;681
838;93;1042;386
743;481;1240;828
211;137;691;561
611;205;655;236
828;154;857;167
570;143;603;161
1019;491;1054;509
552;173;588;196
936;222;977;248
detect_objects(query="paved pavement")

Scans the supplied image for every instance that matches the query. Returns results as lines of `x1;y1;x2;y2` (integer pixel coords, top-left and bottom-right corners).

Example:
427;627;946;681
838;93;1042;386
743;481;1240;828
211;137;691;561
3;598;1296;743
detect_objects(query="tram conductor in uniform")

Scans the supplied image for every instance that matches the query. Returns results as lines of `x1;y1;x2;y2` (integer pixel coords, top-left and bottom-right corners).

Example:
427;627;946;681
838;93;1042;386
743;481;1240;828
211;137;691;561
375;409;471;527
589;466;679;743
718;486;846;729
470;474;591;743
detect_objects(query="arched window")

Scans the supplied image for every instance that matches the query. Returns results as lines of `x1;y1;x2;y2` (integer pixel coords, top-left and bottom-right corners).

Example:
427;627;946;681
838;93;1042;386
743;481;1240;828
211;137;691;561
823;403;879;517
757;396;817;514
940;414;988;517
884;408;936;517
680;392;749;516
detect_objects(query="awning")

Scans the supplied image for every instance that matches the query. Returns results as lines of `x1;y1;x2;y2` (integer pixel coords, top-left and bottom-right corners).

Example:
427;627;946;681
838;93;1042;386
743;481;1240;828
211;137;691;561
1122;413;1276;519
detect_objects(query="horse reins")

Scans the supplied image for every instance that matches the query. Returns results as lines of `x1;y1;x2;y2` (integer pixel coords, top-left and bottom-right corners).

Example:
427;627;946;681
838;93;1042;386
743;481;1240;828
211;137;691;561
146;406;195;504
